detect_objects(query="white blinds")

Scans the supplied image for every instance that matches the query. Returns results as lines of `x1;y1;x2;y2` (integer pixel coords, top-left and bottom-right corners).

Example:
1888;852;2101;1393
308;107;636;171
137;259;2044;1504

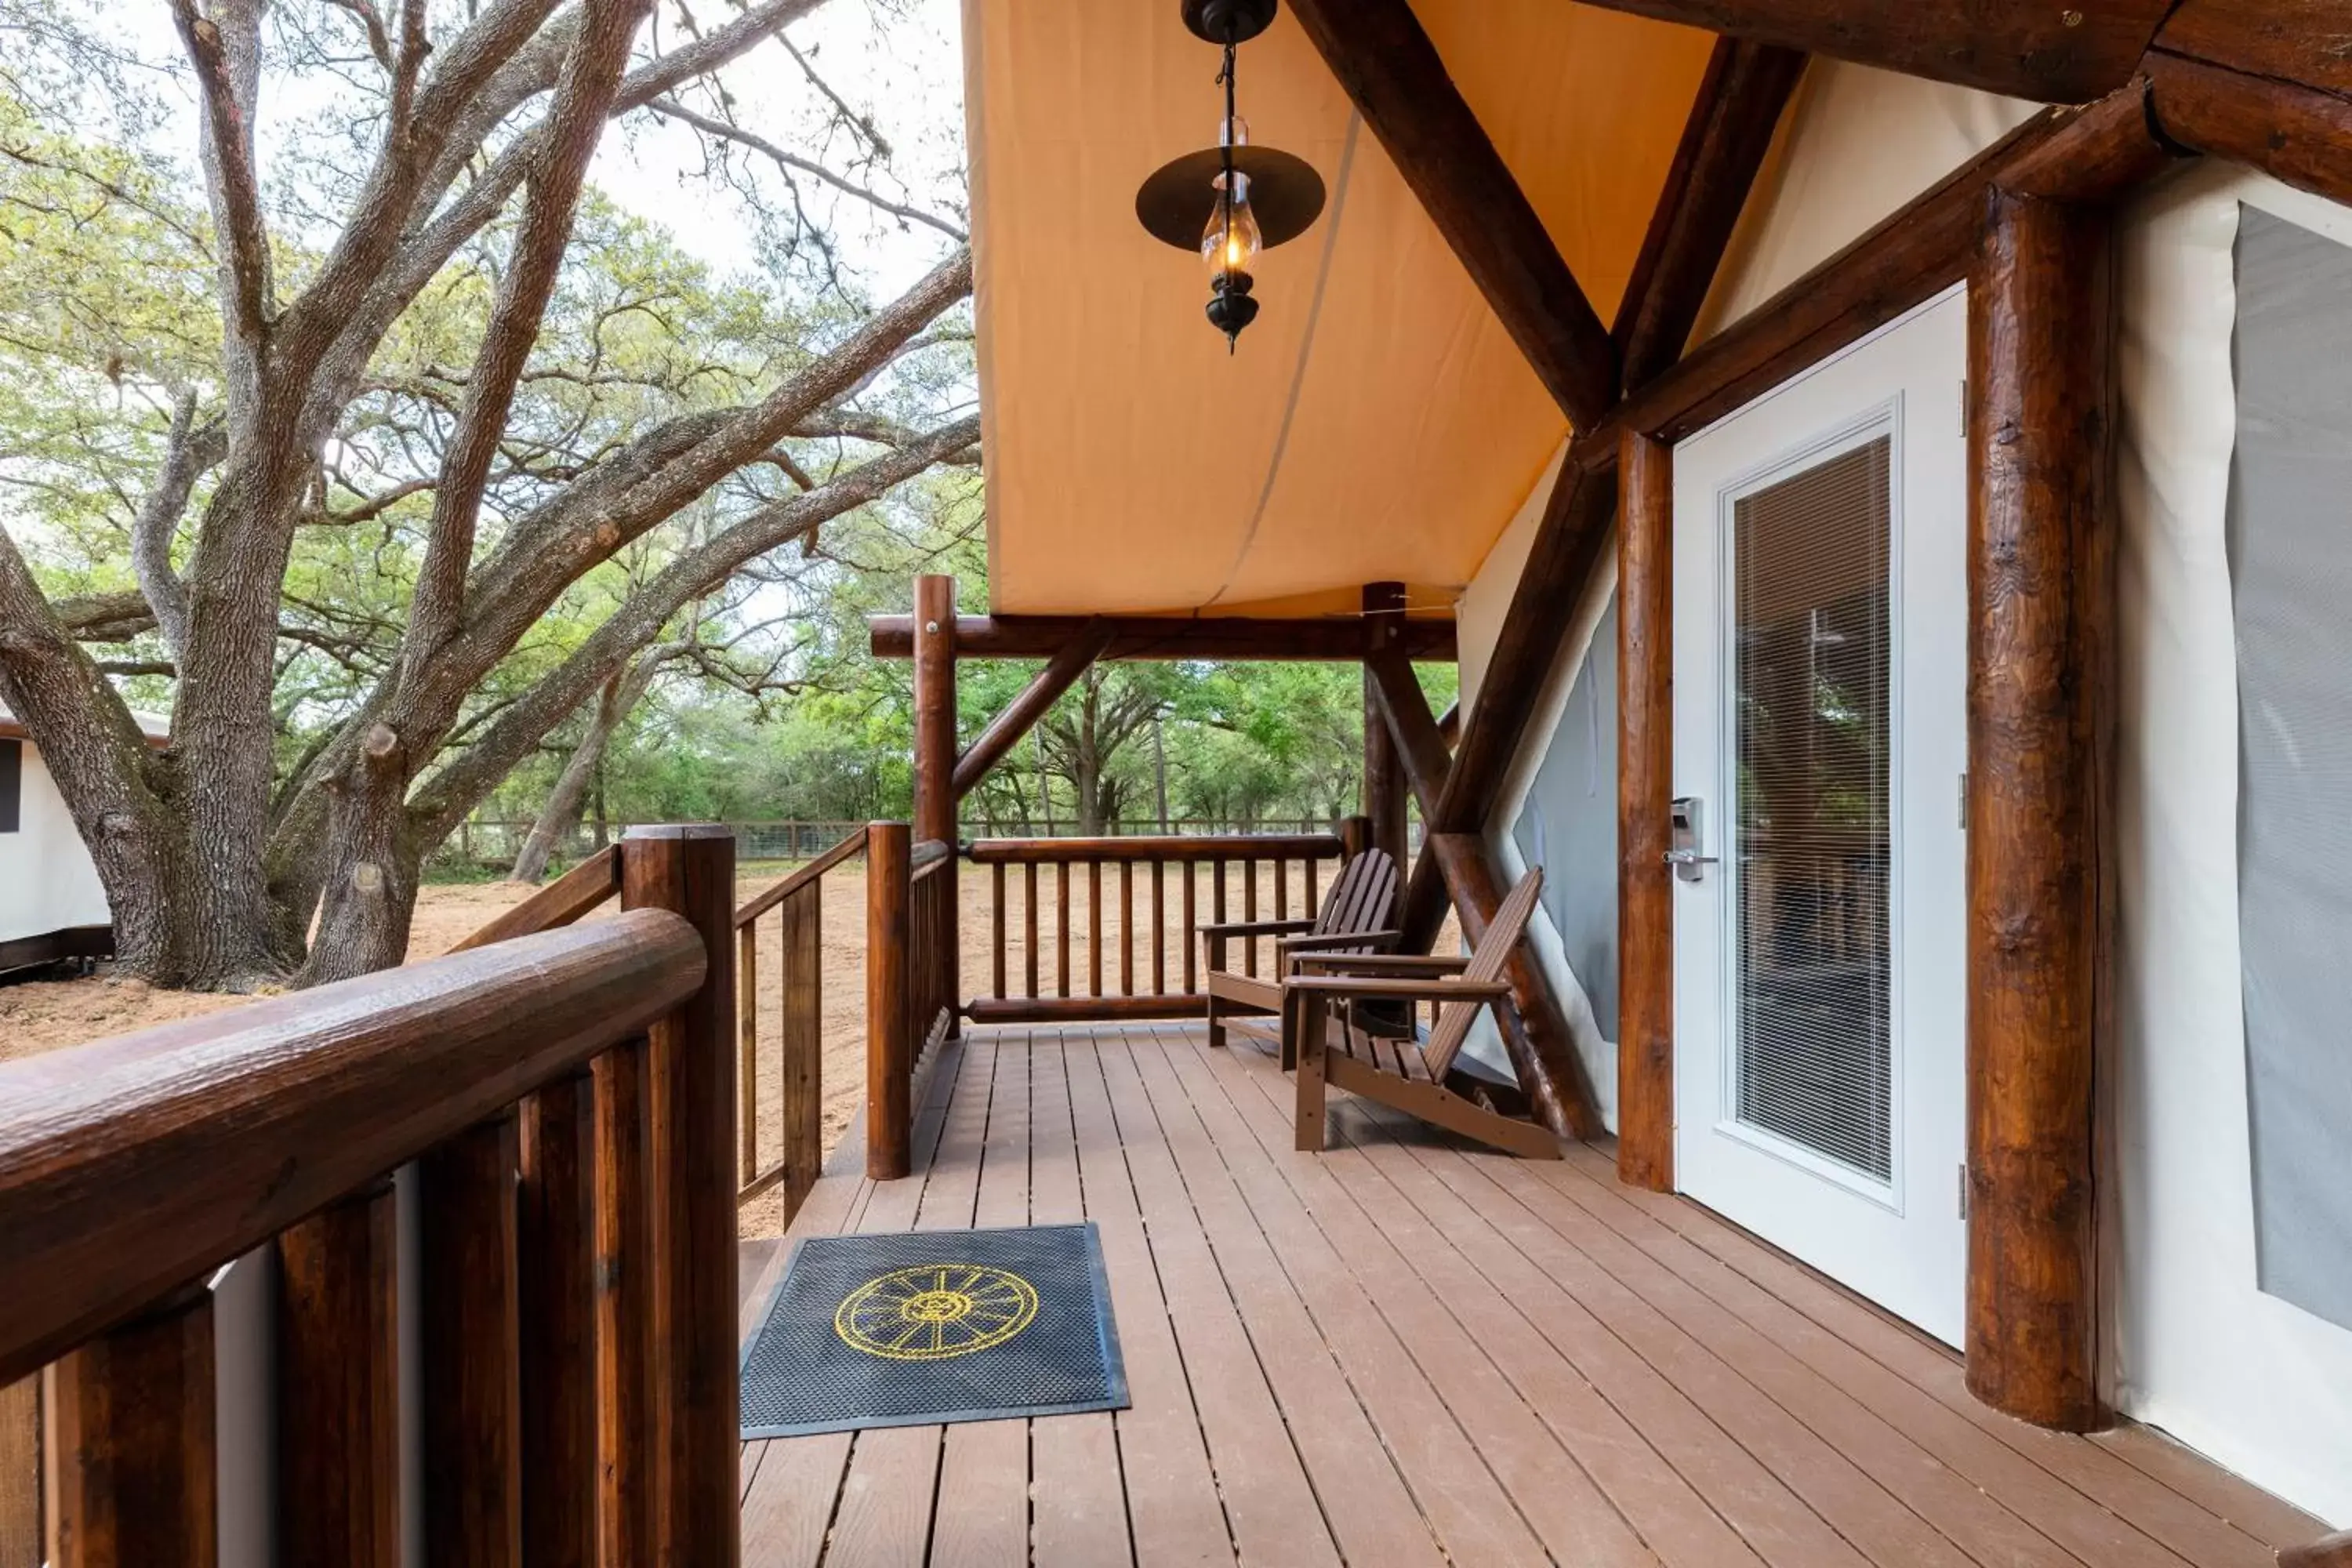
1731;437;1894;1182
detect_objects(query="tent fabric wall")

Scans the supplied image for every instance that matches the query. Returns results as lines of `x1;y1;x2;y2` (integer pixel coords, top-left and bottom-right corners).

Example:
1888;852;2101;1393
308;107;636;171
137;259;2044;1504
2109;163;2352;1526
2226;207;2352;1338
1509;597;1620;1043
0;735;112;947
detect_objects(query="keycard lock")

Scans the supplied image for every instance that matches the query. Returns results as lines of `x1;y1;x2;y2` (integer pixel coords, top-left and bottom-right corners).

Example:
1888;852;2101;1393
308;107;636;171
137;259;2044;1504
1665;796;1719;883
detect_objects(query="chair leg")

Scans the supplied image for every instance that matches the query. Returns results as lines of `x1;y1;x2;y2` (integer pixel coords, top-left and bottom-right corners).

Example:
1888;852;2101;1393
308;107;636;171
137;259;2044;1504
1206;989;1225;1049
1294;997;1328;1152
1278;987;1298;1072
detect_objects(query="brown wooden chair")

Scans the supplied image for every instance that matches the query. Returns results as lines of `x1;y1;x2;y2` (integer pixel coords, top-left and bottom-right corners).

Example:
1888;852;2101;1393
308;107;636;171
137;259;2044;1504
1202;848;1399;1049
1282;866;1560;1160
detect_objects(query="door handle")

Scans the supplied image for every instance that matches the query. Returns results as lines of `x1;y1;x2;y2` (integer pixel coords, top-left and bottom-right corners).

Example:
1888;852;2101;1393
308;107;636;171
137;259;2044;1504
1663;848;1720;882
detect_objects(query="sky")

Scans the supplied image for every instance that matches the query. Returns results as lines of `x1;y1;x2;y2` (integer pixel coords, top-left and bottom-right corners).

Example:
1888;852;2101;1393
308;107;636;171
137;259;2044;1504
96;0;971;301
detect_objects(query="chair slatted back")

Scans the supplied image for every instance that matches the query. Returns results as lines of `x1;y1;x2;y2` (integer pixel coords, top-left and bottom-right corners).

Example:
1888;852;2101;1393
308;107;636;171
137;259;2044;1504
1420;867;1544;1083
1307;848;1397;956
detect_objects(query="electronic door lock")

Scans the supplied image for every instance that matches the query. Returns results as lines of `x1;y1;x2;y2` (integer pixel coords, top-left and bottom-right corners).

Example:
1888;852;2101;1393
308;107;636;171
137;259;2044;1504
1666;797;1719;883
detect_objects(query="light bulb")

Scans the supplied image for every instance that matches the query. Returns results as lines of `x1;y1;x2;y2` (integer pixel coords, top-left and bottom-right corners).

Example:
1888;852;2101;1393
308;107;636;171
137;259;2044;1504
1200;171;1262;284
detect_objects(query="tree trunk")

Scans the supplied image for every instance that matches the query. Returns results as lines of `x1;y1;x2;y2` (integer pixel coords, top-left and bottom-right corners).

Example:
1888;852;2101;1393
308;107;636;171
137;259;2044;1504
510;663;648;884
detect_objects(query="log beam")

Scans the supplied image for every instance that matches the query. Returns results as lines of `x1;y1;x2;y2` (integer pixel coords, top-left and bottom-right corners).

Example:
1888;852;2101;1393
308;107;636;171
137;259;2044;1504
952;619;1113;800
1367;647;1451;826
1964;187;2114;1433
1361;583;1410;868
1284;0;1618;426
1615;38;1807;392
1616;429;1675;1192
871;614;1455;662
1559;0;2172;103
1602;86;2169;452
2145;49;2352;212
1428;833;1602;1142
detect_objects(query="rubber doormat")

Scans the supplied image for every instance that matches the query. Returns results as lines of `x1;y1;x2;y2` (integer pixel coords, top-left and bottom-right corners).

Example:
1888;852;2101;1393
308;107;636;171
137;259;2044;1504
742;1223;1128;1437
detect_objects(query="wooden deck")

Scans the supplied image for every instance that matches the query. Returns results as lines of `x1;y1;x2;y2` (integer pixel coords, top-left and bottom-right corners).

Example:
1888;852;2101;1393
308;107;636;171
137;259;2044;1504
735;1023;2325;1567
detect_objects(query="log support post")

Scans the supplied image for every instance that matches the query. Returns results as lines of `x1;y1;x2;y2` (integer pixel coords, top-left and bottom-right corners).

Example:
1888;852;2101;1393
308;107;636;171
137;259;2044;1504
866;822;914;1180
1428;833;1603;1142
913;575;960;1037
620;824;742;1563
1362;583;1410;869
1617;429;1675;1192
1963;187;2114;1432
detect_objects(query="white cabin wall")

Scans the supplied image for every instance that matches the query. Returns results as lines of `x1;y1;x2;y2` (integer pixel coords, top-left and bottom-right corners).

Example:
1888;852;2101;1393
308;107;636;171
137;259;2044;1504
1693;60;2038;343
1;740;113;946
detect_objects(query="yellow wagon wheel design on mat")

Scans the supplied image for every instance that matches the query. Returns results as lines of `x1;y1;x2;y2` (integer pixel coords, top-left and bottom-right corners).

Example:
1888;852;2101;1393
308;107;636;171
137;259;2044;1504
834;1264;1041;1361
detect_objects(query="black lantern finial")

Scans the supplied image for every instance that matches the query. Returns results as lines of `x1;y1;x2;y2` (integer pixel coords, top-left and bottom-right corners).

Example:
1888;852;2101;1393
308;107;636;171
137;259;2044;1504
1135;0;1324;351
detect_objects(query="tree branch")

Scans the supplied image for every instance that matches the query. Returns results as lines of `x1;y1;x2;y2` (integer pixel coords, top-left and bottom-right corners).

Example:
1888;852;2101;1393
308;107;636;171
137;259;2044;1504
409;414;977;837
130;391;225;661
169;0;272;354
645;96;966;240
407;0;648;655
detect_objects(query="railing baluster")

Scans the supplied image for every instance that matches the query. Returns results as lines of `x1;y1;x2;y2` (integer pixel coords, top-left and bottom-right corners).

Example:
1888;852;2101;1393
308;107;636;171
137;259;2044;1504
620;824;741;1568
1119;861;1134;996
0;1377;33;1568
593;1037;659;1568
277;1181;400;1568
420;1112;522;1568
1151;859;1167;996
781;880;823;1214
49;1284;216;1568
1275;856;1289;925
1182;861;1198;995
1088;860;1104;997
1057;862;1072;999
1243;859;1259;977
517;1075;596;1568
738;919;759;1188
1025;862;1040;1000
993;862;1007;1000
1305;854;1319;920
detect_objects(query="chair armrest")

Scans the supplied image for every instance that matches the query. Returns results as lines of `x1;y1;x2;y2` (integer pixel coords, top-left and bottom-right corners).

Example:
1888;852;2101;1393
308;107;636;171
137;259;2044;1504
1290;952;1470;974
1283;975;1512;1003
1200;918;1318;939
1275;930;1403;958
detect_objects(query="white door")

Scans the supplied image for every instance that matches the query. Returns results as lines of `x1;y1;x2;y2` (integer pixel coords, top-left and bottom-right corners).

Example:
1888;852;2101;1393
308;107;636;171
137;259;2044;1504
1671;288;1969;1345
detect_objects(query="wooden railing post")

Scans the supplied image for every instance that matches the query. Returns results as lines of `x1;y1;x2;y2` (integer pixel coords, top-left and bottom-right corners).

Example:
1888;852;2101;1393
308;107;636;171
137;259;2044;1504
913;576;960;1036
1337;814;1371;860
866;822;913;1181
276;1181;400;1567
619;825;741;1567
517;1073;596;1567
48;1287;216;1568
1362;583;1410;869
779;877;823;1214
419;1112;522;1568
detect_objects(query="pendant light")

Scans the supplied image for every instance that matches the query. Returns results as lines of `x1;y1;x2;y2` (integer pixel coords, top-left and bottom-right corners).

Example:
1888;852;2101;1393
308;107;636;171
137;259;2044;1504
1134;0;1327;352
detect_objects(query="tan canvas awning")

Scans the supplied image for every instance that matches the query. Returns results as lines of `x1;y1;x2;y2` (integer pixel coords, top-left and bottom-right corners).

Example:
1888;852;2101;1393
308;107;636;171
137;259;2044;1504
962;0;1715;622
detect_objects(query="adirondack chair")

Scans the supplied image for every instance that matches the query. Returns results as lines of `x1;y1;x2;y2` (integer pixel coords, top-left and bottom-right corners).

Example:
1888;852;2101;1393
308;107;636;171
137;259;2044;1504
1202;847;1399;1050
1282;866;1561;1160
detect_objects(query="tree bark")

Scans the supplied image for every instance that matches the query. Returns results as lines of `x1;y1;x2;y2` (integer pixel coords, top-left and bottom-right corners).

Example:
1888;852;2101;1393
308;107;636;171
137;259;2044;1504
510;659;654;884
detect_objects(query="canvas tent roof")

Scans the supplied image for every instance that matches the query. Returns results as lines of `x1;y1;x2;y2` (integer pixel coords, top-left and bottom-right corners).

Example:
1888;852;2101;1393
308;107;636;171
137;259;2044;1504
962;0;1716;622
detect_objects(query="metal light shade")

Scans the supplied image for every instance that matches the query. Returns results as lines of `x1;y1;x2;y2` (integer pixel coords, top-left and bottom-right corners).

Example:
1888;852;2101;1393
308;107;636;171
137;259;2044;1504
1134;145;1327;253
1180;0;1277;44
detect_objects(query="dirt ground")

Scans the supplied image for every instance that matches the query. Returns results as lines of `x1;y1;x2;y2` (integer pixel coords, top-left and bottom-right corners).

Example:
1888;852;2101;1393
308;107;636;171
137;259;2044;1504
1;858;1446;1238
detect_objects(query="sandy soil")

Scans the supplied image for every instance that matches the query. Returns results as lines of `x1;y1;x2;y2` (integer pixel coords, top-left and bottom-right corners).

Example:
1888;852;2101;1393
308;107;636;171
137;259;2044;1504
2;858;1451;1238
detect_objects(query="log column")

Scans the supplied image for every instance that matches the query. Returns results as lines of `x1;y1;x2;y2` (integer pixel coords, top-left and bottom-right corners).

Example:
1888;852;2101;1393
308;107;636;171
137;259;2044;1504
913;575;960;1036
621;824;742;1564
1964;188;2114;1432
1617;429;1676;1192
1362;582;1410;868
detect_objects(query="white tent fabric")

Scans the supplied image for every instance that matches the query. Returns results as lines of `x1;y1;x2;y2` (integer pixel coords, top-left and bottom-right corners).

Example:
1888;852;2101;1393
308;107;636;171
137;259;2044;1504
2109;162;2352;1526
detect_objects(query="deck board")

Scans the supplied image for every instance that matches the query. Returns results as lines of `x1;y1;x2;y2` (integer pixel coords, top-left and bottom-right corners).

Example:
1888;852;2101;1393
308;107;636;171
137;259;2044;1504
739;1023;2328;1567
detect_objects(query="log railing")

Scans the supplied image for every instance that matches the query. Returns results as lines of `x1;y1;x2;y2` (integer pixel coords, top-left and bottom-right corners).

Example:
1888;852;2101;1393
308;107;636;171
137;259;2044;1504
963;833;1347;1025
731;829;866;1214
0;844;739;1566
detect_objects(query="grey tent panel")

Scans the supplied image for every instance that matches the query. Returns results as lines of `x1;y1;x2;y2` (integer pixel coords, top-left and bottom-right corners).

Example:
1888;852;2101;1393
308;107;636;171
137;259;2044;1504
1510;598;1619;1039
2228;205;2352;1334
